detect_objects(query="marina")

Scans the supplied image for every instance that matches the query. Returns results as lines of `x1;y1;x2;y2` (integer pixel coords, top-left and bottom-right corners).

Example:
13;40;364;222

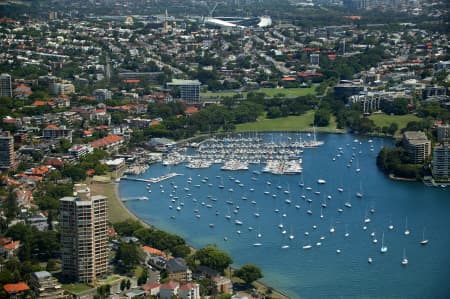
162;133;315;174
120;133;450;299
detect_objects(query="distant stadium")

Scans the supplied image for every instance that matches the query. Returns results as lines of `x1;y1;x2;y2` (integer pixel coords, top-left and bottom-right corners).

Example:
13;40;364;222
204;16;272;28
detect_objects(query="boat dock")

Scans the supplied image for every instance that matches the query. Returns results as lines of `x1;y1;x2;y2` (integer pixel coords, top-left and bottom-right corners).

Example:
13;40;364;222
121;196;149;202
121;172;183;184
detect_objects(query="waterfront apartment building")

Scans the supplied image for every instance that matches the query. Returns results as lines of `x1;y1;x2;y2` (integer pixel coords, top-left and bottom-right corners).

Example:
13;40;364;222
0;73;12;97
60;184;109;284
432;142;450;180
29;271;64;299
403;131;431;164
0;131;15;171
167;79;201;104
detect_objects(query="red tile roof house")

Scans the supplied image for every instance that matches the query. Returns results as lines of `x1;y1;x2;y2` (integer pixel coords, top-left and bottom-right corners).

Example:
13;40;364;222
3;282;30;299
179;283;200;299
0;237;21;258
141;282;160;296
159;281;179;299
88;135;124;151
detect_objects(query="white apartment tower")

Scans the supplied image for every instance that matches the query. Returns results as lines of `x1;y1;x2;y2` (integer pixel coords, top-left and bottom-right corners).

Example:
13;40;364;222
60;184;109;284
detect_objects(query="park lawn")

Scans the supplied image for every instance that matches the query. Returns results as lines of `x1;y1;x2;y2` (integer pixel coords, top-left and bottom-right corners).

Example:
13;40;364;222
368;113;421;135
201;86;317;99
235;110;341;133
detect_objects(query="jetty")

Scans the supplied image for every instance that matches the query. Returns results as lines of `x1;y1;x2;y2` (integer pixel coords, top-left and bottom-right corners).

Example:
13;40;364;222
121;196;149;202
121;172;183;184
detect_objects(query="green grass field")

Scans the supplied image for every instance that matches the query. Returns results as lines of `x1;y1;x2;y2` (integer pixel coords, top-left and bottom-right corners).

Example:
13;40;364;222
201;86;317;99
235;110;342;133
63;284;94;294
368;113;421;135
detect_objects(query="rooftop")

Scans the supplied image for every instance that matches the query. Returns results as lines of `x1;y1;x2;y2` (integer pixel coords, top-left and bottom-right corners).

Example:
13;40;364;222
3;282;30;294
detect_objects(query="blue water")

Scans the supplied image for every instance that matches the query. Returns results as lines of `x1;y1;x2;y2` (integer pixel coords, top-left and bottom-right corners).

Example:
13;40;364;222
120;133;450;299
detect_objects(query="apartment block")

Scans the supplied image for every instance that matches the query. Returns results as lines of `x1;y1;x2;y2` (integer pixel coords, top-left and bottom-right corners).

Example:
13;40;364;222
432;142;450;180
59;184;109;284
0;131;16;170
403;131;431;164
0;73;12;97
29;271;64;299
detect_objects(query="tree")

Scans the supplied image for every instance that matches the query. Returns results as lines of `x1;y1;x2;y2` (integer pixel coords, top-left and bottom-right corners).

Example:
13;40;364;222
314;109;331;127
115;242;142;273
4;189;19;220
137;268;148;285
234;264;263;285
188;245;232;273
387;122;399;135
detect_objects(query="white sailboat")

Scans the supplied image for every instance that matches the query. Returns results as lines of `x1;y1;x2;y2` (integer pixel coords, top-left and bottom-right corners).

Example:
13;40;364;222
404;216;410;236
364;208;371;223
388;215;394;230
344;191;352;208
329;219;335;233
344;224;350;238
401;248;408;265
289;225;295;240
356;181;363;198
420;227;429;245
380;232;388;253
368;257;373;264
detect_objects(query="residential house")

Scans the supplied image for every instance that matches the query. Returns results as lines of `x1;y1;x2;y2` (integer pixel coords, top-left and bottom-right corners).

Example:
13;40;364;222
88;135;124;152
3;282;30;299
141;283;160;296
166;258;192;283
0;237;21;258
178;283;200;299
159;281;179;299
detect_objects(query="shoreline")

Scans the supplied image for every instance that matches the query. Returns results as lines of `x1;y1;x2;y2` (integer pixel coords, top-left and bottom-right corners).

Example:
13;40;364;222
91;179;290;299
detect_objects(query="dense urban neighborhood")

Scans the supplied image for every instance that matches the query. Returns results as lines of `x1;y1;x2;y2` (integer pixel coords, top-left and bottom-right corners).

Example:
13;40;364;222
0;0;449;299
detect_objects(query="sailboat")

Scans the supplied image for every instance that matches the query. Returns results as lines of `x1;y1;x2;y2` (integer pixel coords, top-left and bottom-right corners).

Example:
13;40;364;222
320;207;324;219
344;191;352;208
289;225;295;240
404;216;410;236
388;215;394;230
420;228;429;245
329;220;335;233
355;158;361;173
401;248;408;265
380;232;388;253
299;173;305;187
321;196;327;208
364;208;371;223
356;181;363;198
344;224;350;237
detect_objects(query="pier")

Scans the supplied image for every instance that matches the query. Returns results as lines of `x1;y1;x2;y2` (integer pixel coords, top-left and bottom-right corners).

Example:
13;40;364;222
121;172;183;184
121;196;149;202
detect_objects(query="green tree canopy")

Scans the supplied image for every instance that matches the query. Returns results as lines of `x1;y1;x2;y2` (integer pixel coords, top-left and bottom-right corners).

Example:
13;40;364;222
188;245;232;273
234;264;263;285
